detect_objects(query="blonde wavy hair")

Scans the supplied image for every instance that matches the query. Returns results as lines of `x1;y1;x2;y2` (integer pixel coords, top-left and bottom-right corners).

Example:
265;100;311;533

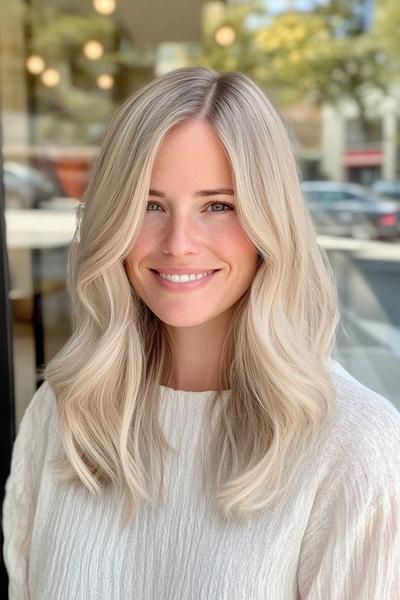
45;66;340;526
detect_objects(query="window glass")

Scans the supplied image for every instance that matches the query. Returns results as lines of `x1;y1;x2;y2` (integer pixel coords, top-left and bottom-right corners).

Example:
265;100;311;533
1;0;399;428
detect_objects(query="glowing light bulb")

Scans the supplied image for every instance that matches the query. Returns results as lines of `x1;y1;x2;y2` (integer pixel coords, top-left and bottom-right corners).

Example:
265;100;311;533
97;74;114;89
41;68;61;87
26;55;45;74
83;40;104;60
214;26;236;47
93;0;116;15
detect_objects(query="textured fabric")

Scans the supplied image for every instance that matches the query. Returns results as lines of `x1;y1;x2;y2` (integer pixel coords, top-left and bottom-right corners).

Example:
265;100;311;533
2;359;400;599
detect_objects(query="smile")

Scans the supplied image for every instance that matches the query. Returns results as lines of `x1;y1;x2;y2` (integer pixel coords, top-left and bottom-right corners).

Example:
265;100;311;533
150;269;220;290
159;270;214;282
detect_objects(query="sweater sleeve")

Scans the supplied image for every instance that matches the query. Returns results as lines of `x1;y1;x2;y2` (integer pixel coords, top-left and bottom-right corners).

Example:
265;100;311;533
2;381;56;600
297;409;400;599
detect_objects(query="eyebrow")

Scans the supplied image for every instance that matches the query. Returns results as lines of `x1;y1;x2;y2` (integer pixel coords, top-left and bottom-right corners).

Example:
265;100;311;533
148;188;235;198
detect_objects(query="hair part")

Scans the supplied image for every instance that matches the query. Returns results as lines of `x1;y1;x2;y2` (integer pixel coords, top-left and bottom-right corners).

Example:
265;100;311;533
44;66;340;526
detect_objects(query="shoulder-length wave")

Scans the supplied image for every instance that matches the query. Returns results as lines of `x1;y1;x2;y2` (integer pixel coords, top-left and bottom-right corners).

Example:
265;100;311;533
45;66;340;526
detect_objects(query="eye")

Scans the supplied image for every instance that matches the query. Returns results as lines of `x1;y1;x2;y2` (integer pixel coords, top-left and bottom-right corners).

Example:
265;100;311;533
205;202;235;212
146;201;163;211
145;201;235;213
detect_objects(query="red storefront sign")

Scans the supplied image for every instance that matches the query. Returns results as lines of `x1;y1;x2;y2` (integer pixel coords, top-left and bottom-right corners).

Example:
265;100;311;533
343;149;383;167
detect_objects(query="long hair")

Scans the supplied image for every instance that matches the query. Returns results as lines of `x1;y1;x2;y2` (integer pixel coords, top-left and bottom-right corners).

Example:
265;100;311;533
45;66;340;525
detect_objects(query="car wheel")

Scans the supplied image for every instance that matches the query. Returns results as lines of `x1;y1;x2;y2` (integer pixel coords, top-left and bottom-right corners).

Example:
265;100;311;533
350;221;376;240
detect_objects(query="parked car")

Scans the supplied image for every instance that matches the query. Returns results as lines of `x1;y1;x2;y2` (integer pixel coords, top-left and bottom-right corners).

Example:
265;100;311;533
371;180;400;204
3;161;60;209
301;181;399;240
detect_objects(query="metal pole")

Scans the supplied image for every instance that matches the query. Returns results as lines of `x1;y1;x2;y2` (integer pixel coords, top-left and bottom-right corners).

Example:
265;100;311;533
0;99;15;600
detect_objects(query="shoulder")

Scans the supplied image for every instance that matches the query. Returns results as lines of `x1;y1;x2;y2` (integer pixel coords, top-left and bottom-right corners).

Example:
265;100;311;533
14;380;58;452
3;380;58;507
327;359;400;445
322;359;400;499
297;361;400;598
21;380;57;421
2;381;58;590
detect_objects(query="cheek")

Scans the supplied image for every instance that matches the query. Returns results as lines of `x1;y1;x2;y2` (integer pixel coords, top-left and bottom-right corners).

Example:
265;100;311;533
222;225;258;265
126;229;154;263
124;237;147;284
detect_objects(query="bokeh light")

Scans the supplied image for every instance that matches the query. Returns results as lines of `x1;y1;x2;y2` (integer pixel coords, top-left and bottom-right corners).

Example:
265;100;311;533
26;55;45;74
97;74;114;89
92;0;116;15
41;68;61;87
83;40;104;60
214;25;236;47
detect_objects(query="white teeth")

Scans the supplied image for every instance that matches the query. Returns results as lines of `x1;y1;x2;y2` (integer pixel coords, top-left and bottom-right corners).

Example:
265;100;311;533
159;270;214;283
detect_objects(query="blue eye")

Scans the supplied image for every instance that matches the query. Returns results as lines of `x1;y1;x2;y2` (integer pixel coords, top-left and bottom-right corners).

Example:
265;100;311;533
145;201;235;212
205;202;235;212
146;201;162;211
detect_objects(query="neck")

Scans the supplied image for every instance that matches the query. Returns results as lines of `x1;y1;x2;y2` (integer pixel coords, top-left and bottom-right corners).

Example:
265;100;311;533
163;312;232;392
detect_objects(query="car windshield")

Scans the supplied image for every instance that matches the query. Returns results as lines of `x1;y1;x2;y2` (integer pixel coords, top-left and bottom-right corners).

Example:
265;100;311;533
372;182;400;199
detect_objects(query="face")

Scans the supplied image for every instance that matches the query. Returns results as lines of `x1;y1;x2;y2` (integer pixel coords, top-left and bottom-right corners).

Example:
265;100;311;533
125;119;259;329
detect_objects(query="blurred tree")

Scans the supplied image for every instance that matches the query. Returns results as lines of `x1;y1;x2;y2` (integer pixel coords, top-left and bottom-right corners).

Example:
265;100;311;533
23;4;155;143
198;0;399;140
197;2;279;98
374;0;400;58
255;10;390;138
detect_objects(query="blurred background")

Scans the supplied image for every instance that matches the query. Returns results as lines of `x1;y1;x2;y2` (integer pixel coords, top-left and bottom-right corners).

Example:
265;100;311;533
1;0;399;589
1;0;400;474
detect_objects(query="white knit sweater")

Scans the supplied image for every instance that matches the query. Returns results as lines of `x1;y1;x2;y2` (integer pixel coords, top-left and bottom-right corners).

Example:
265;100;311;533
2;360;400;600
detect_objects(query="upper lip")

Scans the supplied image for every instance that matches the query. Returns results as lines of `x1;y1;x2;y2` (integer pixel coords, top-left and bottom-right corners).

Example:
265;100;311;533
151;267;220;274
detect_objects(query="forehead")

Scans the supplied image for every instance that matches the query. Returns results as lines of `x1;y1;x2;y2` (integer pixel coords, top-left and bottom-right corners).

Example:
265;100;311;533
150;120;233;191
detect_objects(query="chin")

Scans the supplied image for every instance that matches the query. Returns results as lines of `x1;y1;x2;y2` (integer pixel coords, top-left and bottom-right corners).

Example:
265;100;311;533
155;312;217;328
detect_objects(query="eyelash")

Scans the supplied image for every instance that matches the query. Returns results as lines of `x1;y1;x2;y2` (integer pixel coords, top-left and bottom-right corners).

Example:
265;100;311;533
146;201;235;213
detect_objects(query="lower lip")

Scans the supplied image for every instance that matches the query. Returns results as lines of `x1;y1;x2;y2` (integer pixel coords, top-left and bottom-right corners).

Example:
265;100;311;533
150;269;220;291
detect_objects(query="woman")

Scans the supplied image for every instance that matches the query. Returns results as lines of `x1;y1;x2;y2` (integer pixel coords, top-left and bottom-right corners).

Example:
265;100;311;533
3;66;400;599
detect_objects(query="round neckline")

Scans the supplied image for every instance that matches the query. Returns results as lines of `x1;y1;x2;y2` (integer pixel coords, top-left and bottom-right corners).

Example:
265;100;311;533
159;384;231;398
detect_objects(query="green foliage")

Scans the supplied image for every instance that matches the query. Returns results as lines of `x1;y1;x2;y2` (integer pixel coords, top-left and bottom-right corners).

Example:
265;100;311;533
29;14;114;58
197;0;400;133
197;2;270;87
18;0;400;142
21;4;154;143
374;0;400;59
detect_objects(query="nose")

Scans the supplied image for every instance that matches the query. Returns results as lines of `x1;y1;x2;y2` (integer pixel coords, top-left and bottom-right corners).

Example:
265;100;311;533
161;214;200;257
